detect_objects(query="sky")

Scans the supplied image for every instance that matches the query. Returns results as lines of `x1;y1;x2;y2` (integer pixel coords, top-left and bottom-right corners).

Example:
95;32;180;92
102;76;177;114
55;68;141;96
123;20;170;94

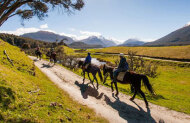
1;0;190;44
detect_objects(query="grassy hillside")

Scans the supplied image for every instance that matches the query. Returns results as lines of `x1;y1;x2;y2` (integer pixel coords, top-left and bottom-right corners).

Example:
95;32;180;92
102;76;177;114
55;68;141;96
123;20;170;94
88;45;190;60
0;40;107;122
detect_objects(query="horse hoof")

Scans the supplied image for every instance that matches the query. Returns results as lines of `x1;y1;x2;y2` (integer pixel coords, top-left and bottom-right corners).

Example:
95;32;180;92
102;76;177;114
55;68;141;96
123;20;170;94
130;98;134;101
115;93;118;97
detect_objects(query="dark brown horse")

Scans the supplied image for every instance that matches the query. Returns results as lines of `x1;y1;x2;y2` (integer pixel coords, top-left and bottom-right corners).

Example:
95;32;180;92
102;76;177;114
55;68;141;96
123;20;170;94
46;51;56;64
35;50;42;60
103;64;154;107
78;60;103;89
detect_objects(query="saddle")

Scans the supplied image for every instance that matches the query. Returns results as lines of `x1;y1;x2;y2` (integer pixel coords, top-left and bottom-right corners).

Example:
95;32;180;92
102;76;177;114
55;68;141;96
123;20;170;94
117;71;127;81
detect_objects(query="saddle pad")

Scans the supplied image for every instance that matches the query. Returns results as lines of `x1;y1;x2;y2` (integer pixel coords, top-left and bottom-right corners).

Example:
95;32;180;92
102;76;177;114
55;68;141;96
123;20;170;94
117;71;127;81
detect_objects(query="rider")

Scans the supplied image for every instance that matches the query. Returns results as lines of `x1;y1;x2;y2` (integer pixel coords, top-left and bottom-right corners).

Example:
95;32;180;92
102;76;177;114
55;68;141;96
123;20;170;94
35;45;40;54
113;53;129;82
83;52;91;69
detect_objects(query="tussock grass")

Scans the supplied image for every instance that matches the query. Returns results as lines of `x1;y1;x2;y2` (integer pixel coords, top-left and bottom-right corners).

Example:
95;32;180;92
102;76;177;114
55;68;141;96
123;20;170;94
63;46;75;55
0;40;107;122
69;53;190;114
88;45;190;59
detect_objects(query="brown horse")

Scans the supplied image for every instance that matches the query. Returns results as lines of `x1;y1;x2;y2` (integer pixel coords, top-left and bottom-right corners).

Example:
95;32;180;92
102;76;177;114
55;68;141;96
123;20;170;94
46;51;56;64
35;50;42;60
78;60;103;89
103;64;155;107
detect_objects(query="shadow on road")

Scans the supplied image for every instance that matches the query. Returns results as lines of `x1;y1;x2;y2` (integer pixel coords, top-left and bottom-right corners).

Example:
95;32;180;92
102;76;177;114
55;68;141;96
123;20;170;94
41;63;52;68
104;95;156;123
75;81;104;99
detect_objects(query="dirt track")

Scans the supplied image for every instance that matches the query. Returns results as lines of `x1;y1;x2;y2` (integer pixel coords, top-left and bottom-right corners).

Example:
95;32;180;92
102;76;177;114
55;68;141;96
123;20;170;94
30;56;190;123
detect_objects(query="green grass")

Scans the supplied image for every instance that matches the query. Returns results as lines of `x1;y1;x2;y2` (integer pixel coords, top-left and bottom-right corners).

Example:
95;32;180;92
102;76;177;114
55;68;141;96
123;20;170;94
0;40;108;122
65;52;190;114
63;46;75;55
86;45;190;59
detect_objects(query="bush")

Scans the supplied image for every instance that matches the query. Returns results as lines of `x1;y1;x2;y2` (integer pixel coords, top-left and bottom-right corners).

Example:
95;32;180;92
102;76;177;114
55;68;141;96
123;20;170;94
114;50;158;78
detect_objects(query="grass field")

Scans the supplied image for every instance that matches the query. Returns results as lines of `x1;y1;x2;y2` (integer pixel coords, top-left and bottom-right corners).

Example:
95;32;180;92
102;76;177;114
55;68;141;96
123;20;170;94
95;55;190;114
0;40;107;122
86;45;190;60
62;46;190;114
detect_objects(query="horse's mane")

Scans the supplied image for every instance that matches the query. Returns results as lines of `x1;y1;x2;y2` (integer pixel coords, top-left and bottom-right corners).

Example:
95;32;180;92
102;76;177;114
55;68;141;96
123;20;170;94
78;60;98;68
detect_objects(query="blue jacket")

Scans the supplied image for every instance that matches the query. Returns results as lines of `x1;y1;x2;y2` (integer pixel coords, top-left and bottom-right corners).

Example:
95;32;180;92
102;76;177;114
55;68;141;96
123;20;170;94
85;55;91;64
118;57;128;70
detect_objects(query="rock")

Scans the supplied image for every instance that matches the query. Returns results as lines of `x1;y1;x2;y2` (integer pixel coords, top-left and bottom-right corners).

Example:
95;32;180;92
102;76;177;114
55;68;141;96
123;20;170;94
50;102;57;107
66;108;72;112
48;112;50;116
60;118;64;122
87;115;90;119
59;104;63;108
66;116;72;121
159;119;165;123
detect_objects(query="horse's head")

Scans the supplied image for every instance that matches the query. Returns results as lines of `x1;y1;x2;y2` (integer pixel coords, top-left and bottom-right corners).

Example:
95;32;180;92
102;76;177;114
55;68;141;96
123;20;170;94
77;60;83;68
103;64;112;75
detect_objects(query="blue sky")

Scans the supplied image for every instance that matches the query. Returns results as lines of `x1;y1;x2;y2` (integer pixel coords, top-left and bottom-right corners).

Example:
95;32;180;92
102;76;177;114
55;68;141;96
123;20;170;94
1;0;190;43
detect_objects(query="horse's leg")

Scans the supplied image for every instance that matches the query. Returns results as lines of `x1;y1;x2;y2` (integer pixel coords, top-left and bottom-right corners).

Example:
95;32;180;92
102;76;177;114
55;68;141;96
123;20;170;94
114;82;119;97
87;72;92;82
103;74;108;84
139;89;149;107
94;75;99;90
40;54;41;60
83;71;85;83
130;89;137;101
111;81;114;92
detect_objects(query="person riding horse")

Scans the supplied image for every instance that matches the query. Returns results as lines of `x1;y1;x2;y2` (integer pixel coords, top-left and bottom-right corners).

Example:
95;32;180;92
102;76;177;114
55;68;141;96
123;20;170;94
83;52;91;70
35;46;40;54
113;53;129;83
35;45;42;60
48;47;57;64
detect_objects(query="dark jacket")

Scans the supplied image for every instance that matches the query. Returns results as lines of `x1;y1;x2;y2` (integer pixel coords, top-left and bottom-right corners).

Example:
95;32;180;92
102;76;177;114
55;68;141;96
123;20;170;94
118;57;128;70
85;55;91;64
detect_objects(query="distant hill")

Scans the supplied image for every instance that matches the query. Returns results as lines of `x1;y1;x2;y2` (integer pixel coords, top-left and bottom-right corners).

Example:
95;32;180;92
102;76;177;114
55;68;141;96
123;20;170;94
79;36;116;47
21;31;74;44
144;25;190;46
69;42;103;49
0;33;56;48
119;39;145;46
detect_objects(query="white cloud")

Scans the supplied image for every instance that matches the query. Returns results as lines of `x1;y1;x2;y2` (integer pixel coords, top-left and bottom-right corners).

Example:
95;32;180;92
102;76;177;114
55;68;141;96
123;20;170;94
106;37;125;44
0;27;40;35
40;24;48;29
0;26;155;43
140;38;156;42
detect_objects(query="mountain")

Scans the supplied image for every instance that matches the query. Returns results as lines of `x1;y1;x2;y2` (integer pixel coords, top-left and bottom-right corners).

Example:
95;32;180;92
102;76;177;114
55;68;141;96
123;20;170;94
21;31;74;44
119;39;145;46
144;25;190;46
68;42;103;49
79;36;117;47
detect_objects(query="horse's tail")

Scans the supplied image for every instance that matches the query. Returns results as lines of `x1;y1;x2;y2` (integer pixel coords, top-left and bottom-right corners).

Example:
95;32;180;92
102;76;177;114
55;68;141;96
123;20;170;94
98;69;103;82
141;74;154;95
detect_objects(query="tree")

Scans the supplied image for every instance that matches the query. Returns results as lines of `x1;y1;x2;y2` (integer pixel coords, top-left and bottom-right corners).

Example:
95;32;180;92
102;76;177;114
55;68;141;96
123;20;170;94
0;0;84;27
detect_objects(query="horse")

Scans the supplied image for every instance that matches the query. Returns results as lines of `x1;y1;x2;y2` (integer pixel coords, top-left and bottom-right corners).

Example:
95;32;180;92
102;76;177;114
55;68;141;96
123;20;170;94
35;50;42;60
77;60;103;89
46;51;57;64
102;64;155;107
